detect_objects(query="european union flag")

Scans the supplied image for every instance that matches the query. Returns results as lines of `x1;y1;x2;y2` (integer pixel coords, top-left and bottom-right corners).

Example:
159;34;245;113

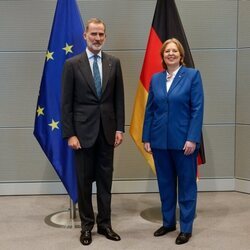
34;0;86;203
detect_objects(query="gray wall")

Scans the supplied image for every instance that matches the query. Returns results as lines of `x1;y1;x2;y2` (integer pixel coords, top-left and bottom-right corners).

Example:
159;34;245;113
236;1;250;181
0;0;249;190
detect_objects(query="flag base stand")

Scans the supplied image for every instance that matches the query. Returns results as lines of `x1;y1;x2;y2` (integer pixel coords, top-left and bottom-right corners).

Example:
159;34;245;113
44;199;81;229
140;206;196;224
140;206;180;224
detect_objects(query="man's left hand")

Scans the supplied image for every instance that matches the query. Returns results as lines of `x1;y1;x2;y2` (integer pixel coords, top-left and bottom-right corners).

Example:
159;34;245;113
114;132;123;147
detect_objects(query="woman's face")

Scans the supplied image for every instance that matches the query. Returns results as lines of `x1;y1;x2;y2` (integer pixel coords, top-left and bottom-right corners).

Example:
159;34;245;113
163;42;181;69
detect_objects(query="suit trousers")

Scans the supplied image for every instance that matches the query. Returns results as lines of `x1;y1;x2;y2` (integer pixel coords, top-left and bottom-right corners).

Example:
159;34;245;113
152;148;198;233
75;124;114;231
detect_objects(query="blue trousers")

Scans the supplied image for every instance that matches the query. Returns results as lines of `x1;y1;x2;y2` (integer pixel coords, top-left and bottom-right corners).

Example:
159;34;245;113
152;148;198;233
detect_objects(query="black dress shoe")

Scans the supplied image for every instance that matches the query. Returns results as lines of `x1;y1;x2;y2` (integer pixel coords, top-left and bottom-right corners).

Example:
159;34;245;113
154;226;176;237
97;227;121;241
80;230;92;245
175;232;192;245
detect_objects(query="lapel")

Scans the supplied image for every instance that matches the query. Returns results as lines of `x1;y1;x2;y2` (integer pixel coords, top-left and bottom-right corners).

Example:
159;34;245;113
158;71;168;97
101;52;112;95
77;52;99;98
168;66;186;95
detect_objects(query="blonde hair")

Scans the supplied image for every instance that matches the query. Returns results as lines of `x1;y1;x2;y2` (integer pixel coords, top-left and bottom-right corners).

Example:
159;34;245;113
160;38;185;70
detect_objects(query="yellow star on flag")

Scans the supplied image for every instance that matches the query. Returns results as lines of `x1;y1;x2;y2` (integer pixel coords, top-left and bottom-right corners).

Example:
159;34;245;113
46;50;54;61
63;43;73;55
36;106;44;116
48;119;59;131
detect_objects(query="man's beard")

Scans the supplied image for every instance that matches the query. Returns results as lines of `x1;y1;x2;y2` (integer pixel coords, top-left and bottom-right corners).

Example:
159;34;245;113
87;41;103;52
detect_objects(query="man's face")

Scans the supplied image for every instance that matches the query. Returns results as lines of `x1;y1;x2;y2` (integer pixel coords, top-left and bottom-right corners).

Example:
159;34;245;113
84;22;106;54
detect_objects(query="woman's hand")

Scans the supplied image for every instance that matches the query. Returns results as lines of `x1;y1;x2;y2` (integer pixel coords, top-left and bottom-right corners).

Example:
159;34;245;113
144;142;152;154
183;141;196;155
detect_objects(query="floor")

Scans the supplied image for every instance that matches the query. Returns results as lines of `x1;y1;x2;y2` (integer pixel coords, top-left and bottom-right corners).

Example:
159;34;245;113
0;192;249;250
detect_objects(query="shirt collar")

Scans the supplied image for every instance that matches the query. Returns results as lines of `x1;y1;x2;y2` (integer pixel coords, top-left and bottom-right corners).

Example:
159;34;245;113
166;65;182;78
86;48;102;59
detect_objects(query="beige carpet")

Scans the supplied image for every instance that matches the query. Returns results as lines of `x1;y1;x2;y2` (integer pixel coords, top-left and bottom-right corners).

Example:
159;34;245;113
0;192;249;250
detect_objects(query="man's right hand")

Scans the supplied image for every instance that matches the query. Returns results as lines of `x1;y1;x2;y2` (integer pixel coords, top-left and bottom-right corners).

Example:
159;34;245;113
68;136;82;150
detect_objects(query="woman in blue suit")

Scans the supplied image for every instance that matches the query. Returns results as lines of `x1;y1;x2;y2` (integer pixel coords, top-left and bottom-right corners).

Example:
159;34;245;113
142;38;204;245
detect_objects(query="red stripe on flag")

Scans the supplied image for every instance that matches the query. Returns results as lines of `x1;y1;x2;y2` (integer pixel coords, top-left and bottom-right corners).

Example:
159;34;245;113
130;0;205;174
140;28;163;92
197;154;202;165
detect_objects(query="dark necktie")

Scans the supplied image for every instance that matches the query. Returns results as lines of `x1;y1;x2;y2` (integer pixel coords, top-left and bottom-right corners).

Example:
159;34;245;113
93;55;102;98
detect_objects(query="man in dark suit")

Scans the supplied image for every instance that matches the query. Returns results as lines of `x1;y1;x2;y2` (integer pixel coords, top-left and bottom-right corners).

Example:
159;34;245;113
61;18;125;246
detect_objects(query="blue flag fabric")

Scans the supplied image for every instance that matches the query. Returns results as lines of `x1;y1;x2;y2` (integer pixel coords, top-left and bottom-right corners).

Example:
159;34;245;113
34;0;86;203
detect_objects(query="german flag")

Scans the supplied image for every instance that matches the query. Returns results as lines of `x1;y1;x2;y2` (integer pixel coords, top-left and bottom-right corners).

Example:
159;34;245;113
130;0;205;173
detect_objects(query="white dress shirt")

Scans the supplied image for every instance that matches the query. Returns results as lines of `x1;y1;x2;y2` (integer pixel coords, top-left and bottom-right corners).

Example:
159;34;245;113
166;66;181;92
86;48;103;85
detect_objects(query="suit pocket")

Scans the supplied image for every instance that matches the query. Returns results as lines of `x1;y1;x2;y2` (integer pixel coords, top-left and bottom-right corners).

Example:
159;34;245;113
106;112;115;121
74;113;88;122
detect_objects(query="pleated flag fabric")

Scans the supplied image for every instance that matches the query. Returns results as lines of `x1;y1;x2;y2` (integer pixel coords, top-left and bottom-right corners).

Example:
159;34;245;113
130;0;205;173
34;0;86;203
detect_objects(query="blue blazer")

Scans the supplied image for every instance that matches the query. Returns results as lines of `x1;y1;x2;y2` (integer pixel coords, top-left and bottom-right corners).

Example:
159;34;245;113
142;66;204;150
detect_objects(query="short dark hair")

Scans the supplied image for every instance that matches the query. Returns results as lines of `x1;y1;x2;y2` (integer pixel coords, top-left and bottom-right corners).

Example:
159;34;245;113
85;18;106;33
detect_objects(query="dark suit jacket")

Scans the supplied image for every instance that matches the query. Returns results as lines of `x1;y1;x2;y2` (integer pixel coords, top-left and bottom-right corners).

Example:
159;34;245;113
142;66;204;150
61;51;125;147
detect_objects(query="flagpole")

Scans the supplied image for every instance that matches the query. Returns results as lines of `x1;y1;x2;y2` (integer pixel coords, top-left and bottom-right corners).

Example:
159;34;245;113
44;197;80;229
140;206;182;224
69;198;77;219
34;0;86;228
130;0;202;224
